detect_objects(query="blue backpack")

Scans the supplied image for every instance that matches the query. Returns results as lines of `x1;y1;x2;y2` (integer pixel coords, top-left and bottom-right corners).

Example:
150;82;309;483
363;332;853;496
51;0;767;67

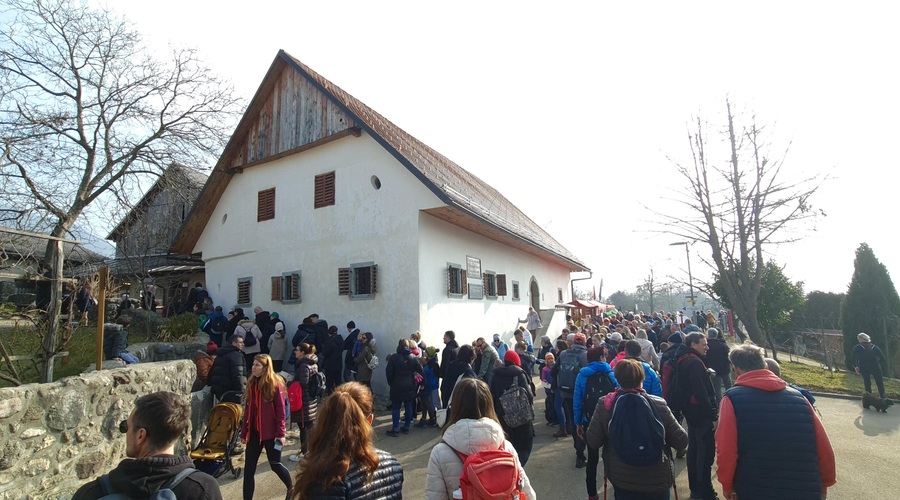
608;392;665;466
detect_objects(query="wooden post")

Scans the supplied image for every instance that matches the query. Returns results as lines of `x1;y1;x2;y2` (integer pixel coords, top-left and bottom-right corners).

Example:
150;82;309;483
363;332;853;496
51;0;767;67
96;267;109;370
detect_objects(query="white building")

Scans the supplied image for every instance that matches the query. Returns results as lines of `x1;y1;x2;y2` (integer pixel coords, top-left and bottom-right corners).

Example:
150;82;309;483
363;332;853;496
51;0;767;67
172;51;589;393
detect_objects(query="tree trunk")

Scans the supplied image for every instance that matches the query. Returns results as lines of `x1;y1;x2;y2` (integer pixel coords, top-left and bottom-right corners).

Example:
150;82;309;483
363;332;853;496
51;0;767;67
41;239;64;383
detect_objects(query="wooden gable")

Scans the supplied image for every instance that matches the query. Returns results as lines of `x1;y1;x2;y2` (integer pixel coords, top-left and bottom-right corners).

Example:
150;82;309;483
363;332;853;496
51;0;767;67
227;64;359;171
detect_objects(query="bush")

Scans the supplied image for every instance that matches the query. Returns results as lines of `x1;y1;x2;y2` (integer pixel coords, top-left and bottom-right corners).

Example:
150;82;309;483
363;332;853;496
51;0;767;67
158;313;201;343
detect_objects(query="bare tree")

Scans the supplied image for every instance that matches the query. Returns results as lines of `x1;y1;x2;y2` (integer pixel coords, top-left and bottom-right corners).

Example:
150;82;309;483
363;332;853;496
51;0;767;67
0;0;241;381
659;99;824;345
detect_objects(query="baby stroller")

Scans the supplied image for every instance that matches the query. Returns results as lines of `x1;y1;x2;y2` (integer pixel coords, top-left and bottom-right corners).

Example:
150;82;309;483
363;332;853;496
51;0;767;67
191;392;244;479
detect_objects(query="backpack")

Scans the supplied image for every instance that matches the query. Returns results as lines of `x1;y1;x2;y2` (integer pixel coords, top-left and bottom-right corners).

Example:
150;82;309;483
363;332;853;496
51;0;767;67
557;353;581;393
607;392;666;467
582;371;616;420
208;315;227;335
288;381;303;413
241;324;257;347
661;354;690;416
307;370;326;398
498;375;534;428
444;441;524;500
98;467;197;499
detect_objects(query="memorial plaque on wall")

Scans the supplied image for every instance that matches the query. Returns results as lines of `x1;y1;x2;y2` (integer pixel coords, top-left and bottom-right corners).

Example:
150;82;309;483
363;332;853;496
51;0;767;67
466;256;482;279
468;284;484;300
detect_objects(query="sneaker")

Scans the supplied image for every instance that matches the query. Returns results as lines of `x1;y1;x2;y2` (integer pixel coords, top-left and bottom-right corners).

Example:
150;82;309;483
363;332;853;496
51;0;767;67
415;419;428;428
575;457;587;468
288;453;304;462
552;427;568;438
427;419;438;427
400;426;410;434
546;421;558;427
386;429;400;437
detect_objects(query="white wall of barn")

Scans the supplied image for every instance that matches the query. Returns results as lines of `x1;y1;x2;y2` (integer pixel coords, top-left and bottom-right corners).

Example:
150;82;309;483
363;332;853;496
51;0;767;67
416;213;574;349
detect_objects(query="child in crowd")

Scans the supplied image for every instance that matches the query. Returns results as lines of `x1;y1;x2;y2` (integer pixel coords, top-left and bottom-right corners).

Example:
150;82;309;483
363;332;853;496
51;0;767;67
515;341;537;396
541;353;558;426
416;346;441;427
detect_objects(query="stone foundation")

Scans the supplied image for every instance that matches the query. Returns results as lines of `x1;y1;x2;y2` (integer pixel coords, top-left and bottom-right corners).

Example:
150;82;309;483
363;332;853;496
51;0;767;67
0;360;199;499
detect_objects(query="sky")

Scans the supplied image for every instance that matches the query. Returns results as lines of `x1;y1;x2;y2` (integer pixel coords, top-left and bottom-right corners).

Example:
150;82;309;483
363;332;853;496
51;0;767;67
106;1;900;299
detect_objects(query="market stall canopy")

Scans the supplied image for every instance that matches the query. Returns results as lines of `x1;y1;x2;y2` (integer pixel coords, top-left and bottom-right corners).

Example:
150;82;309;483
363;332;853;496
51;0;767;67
567;300;617;312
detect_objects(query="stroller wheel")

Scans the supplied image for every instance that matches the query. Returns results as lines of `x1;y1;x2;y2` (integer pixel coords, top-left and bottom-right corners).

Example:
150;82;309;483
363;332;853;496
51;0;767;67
233;467;242;479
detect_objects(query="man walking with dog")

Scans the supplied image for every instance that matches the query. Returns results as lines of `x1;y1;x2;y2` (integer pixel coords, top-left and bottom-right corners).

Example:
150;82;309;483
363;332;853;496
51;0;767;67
716;344;836;500
852;332;887;400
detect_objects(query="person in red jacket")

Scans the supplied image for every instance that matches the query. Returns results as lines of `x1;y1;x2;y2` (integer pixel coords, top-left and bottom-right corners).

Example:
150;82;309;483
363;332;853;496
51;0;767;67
715;344;836;499
241;354;292;500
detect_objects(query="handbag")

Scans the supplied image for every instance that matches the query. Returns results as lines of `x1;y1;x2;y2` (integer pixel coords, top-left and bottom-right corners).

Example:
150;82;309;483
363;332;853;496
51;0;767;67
366;354;379;370
436;407;449;427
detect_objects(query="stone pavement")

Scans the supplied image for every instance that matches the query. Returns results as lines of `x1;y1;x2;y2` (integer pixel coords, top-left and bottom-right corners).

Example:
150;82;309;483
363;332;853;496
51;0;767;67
219;389;900;499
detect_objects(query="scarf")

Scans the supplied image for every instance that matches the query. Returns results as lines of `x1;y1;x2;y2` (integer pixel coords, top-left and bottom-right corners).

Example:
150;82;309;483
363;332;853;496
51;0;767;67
603;386;645;412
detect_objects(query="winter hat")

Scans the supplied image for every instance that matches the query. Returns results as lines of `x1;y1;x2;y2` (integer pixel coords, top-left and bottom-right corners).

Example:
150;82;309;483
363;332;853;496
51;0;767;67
206;341;218;354
493;333;501;341
858;332;872;343
504;349;521;366
545;353;555;362
609;332;623;342
574;333;587;345
668;332;684;344
274;322;284;332
271;312;279;319
426;346;440;358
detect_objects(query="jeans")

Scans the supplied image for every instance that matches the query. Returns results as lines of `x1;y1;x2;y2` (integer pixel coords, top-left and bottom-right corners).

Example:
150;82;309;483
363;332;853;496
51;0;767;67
242;430;292;500
118;351;139;364
712;373;732;403
325;369;342;393
586;443;600;496
686;419;716;500
562;396;585;460
419;389;437;421
554;390;566;426
544;389;558;424
391;399;414;430
862;369;886;399
343;365;356;383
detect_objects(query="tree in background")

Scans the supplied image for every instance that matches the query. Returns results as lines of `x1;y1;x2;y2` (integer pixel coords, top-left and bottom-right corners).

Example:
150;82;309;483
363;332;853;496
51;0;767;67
791;291;844;331
840;243;900;373
658;99;824;346
0;0;241;382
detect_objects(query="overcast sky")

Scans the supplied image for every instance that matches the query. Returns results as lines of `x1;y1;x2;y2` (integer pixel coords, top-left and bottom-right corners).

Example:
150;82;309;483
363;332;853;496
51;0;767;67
110;1;900;300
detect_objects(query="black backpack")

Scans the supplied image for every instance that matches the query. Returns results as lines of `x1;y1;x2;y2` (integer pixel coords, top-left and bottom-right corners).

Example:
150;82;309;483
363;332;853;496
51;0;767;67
208;316;227;335
661;354;690;416
608;392;666;466
582;371;616;420
98;467;197;499
557;353;581;393
241;324;257;347
307;370;326;398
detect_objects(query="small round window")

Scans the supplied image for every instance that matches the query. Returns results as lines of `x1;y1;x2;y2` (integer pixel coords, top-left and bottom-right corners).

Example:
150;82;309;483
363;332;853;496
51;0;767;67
371;175;382;190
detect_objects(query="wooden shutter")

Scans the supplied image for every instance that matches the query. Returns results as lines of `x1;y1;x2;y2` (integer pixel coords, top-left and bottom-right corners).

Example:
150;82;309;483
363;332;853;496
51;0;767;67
237;280;251;305
497;274;507;296
257;188;275;221
271;276;282;301
338;268;351;295
461;269;468;294
447;266;453;296
370;264;378;294
290;273;300;300
315;172;336;208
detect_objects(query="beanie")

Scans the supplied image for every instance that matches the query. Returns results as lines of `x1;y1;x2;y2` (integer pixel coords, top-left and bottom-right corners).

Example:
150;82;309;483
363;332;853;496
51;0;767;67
574;333;587;345
545;353;555;362
206;341;218;354
504;349;521;366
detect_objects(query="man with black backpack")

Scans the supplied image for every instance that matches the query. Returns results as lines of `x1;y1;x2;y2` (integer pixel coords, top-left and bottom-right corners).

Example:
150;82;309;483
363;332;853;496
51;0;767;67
671;332;719;500
573;346;618;499
72;391;223;499
556;332;589;468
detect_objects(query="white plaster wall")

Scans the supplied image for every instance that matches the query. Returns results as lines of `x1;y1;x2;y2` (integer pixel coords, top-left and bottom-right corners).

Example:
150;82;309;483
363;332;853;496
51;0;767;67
417;213;574;349
193;134;442;393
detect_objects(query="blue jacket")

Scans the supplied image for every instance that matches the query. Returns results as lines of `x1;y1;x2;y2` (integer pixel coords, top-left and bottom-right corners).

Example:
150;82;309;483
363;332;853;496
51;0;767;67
637;358;662;397
573;361;618;426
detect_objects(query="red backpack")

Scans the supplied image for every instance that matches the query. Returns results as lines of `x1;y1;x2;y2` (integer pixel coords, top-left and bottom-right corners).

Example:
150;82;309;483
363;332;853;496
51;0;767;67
288;381;303;414
443;441;525;500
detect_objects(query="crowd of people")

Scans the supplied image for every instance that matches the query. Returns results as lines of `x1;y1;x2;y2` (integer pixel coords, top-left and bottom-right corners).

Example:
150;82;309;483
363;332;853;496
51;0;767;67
77;303;844;500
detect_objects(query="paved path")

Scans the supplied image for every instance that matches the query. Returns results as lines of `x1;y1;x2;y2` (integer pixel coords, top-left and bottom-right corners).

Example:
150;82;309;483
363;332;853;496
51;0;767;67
219;390;900;499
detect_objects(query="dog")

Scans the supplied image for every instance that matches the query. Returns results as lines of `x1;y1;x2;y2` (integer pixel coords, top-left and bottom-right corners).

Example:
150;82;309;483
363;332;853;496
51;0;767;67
862;392;894;413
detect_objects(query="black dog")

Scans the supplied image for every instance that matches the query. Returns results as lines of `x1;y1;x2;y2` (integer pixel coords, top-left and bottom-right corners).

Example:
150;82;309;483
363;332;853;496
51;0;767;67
862;392;894;413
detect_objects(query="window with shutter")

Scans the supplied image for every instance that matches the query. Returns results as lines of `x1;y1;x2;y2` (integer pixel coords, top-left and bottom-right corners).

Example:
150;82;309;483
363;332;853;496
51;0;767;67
558;288;564;303
237;278;252;307
512;281;520;301
314;171;336;209
448;264;464;296
484;271;498;298
497;274;507;296
339;263;377;299
282;271;301;303
338;268;351;295
258;188;275;221
271;276;282;301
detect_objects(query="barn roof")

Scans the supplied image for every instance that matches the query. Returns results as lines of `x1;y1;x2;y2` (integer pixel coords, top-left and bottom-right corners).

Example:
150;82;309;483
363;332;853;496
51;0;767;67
172;51;588;271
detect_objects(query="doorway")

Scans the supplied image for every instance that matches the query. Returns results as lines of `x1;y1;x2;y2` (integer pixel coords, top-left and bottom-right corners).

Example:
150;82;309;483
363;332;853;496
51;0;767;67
530;277;540;311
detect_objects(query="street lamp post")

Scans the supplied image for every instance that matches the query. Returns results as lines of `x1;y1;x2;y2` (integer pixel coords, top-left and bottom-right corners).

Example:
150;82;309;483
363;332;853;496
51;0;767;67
669;242;695;310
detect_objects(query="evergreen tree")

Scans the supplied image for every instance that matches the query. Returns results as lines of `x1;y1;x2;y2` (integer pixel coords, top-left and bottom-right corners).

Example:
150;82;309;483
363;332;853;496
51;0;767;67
840;243;900;371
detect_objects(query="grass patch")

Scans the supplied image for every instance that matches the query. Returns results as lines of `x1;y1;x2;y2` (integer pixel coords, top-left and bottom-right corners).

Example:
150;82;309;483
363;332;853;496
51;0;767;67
0;312;171;386
780;361;900;399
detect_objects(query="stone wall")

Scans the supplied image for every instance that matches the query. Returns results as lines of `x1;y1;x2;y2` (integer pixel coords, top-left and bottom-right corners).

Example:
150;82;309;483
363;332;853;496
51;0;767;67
0;360;201;499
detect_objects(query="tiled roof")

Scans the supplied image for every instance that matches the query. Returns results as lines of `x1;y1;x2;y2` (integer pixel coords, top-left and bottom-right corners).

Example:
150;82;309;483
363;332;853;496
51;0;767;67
281;52;587;270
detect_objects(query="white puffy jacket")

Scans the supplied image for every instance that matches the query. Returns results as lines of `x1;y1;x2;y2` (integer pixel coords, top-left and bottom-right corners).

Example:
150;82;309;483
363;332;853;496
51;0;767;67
425;418;536;500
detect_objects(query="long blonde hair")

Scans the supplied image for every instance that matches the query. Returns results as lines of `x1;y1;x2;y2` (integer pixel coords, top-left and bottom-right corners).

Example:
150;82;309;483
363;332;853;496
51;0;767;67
292;382;378;498
442;377;499;435
248;354;283;402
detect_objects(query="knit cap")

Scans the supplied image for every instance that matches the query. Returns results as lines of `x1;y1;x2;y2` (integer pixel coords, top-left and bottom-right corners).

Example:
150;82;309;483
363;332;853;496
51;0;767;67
504;349;521;366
